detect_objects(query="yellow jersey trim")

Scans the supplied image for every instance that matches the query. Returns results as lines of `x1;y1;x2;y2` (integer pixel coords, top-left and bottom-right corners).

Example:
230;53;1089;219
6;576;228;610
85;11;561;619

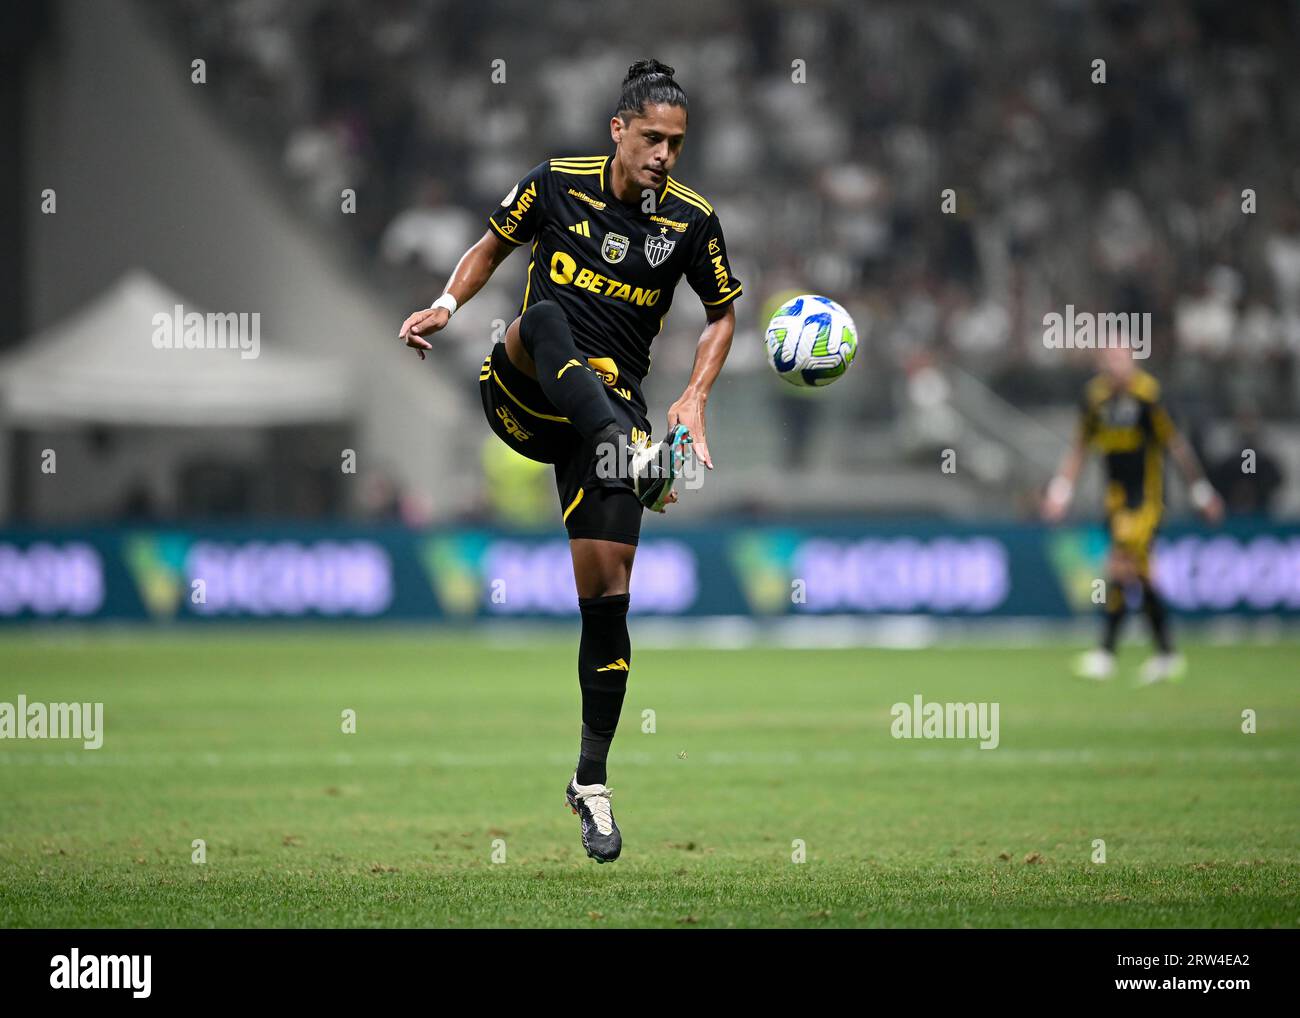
701;285;742;307
551;156;606;178
522;238;538;309
664;185;711;217
551;156;614;194
562;486;585;522
665;177;713;215
491;370;569;422
488;217;524;246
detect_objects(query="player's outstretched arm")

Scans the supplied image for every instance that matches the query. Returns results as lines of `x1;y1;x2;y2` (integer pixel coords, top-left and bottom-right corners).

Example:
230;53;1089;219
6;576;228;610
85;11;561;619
667;301;736;471
398;230;516;359
1042;437;1086;522
1167;428;1225;524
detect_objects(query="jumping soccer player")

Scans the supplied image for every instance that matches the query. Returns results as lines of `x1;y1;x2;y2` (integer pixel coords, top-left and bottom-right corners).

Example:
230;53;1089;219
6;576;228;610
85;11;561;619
1042;346;1223;684
397;60;741;862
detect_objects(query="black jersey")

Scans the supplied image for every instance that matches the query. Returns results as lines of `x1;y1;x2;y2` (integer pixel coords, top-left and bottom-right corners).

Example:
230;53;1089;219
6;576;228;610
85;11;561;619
486;155;742;416
1078;370;1175;513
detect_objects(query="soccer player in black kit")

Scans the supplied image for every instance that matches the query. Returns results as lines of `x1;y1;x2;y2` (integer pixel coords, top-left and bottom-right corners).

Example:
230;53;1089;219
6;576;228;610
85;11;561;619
397;61;741;862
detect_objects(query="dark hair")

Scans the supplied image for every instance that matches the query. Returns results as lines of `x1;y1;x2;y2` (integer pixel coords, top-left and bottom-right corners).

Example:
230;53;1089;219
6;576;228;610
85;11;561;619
615;59;688;123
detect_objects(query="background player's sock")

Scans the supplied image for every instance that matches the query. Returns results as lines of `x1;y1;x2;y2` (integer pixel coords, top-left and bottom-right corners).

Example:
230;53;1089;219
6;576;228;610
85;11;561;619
1139;577;1173;654
574;592;631;786
1102;582;1127;653
520;300;619;443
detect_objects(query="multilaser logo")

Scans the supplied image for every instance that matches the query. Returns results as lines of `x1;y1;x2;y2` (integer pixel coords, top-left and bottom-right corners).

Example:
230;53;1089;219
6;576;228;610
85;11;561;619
649;214;689;233
568;187;606;210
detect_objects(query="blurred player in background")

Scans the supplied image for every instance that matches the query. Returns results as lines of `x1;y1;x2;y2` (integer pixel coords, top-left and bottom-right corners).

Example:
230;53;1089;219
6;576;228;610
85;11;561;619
397;60;742;861
1043;346;1224;684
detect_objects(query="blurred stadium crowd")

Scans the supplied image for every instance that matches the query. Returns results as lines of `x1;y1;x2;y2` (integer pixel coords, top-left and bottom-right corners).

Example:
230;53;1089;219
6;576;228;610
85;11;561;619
144;0;1298;516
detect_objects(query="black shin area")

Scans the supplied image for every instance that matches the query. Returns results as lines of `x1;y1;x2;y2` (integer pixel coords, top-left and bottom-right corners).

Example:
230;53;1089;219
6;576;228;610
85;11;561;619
1102;581;1127;653
1139;577;1173;654
575;592;631;786
519;301;619;444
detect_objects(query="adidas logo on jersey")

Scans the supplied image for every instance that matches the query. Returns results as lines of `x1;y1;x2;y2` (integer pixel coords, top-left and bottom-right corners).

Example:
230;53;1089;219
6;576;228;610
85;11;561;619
568;220;591;237
596;658;629;672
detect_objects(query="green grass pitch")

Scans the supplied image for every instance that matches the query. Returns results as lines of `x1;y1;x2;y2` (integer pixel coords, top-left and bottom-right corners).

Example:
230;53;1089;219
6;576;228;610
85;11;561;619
1;632;1296;928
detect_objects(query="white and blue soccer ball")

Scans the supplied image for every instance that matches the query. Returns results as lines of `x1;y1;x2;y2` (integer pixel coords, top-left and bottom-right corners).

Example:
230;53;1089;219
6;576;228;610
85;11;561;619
763;294;858;387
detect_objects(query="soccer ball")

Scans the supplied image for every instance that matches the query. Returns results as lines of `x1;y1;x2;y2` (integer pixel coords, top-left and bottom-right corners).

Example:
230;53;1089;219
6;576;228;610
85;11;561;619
763;294;858;387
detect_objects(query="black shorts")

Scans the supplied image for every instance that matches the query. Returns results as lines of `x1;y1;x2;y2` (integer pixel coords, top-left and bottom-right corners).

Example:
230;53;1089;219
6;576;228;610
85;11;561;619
478;342;648;545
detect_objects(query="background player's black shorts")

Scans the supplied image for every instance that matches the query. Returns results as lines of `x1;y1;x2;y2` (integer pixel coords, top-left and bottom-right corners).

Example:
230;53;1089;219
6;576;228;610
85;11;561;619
478;342;647;545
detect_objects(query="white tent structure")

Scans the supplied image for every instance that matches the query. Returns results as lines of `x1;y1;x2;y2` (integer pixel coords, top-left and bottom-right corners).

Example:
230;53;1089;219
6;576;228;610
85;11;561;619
0;270;354;427
0;271;358;521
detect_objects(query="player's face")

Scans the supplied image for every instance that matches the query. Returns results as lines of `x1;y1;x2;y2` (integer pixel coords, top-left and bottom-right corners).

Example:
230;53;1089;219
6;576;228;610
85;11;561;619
1100;344;1135;384
611;103;687;193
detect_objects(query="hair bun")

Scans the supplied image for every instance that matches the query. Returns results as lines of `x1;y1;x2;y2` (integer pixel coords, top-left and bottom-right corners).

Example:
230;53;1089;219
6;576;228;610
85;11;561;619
624;59;675;86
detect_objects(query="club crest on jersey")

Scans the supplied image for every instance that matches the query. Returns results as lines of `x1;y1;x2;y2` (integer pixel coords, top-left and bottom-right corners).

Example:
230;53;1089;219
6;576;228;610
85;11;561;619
644;232;676;268
601;232;629;265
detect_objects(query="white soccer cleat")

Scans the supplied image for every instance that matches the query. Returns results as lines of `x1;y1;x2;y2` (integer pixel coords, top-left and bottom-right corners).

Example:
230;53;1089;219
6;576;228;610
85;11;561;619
565;775;621;863
1073;649;1116;681
629;424;692;513
1138;653;1186;686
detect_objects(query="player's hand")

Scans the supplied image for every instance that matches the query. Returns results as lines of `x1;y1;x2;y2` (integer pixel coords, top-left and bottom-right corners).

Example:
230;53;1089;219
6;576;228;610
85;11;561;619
667;392;712;470
1201;491;1225;526
397;307;451;361
1041;490;1070;523
1041;476;1072;523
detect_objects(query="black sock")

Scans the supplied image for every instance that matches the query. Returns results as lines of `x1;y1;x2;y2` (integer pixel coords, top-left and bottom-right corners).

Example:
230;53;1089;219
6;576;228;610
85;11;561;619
1140;577;1173;654
520;300;618;444
1102;582;1127;653
574;592;631;786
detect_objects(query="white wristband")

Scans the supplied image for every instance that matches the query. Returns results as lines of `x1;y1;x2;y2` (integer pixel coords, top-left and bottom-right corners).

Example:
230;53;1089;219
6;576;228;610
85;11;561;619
430;293;458;316
1190;479;1215;510
1047;476;1073;504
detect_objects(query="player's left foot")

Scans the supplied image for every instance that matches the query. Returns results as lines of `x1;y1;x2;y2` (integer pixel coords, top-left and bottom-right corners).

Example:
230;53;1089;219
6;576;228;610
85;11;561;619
565;775;621;862
1073;648;1116;681
1138;653;1186;685
631;424;692;513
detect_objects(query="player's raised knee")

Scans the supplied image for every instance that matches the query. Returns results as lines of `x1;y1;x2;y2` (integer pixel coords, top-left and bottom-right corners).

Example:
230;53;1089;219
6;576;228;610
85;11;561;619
519;300;565;355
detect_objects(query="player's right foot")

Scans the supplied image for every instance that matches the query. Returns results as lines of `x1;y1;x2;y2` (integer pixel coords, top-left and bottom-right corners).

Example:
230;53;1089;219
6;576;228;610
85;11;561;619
630;424;692;512
565;774;621;863
1073;649;1116;681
